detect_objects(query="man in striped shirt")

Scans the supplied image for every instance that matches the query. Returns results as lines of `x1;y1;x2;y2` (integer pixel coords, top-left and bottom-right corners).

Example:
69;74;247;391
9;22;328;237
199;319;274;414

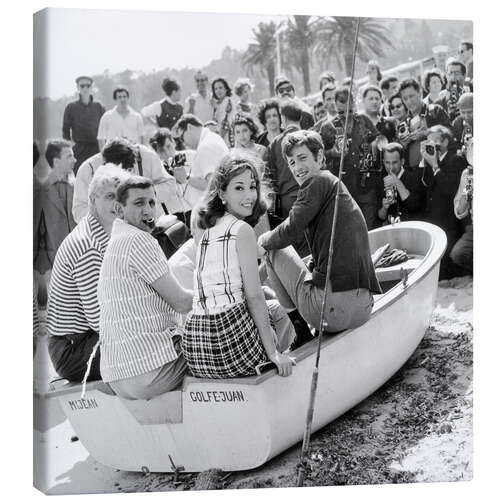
98;176;193;400
47;165;131;383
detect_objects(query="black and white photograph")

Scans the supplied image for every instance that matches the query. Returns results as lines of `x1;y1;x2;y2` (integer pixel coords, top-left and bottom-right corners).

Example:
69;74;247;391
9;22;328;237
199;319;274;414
28;2;481;496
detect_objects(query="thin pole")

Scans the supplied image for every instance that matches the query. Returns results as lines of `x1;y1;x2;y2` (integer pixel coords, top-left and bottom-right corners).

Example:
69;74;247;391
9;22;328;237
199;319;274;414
296;18;362;488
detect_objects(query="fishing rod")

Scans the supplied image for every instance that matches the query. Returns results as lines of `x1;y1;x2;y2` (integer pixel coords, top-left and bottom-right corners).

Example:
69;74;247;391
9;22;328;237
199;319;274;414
296;17;362;488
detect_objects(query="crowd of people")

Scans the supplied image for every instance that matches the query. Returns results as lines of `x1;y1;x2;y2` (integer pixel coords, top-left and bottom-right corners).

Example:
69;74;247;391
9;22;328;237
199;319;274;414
33;40;473;399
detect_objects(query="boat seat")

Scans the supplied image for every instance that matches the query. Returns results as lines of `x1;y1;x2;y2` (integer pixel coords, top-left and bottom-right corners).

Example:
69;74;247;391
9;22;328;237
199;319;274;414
375;255;423;283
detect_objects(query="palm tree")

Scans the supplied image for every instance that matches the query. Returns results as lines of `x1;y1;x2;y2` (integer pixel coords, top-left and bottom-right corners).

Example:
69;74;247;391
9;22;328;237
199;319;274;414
283;15;319;96
314;17;393;78
242;21;280;97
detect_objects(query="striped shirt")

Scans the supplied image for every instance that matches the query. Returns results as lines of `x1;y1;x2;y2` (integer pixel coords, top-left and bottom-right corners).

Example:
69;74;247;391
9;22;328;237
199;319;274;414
193;214;245;314
46;214;109;337
98;219;182;382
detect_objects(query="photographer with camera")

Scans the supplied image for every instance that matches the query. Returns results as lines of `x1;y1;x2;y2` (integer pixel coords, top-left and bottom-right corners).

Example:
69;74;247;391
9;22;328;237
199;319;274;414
451;92;473;153
450;139;473;275
322;87;381;230
435;59;471;122
420;125;467;279
377;143;426;224
398;78;450;169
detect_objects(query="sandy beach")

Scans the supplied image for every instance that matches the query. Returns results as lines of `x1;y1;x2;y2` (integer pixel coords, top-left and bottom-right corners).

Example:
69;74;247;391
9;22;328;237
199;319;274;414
33;275;472;494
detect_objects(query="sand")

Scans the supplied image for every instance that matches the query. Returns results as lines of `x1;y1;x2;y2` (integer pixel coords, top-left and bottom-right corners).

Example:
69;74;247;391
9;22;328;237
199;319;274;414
33;276;473;494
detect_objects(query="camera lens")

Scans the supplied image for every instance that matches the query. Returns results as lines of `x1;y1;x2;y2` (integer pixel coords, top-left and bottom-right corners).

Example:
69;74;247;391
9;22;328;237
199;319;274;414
425;145;435;155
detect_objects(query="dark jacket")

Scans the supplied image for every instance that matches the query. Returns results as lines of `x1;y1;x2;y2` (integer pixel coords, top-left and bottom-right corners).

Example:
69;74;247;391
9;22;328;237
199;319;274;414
62;95;105;144
300;110;315;130
157;99;184;130
41;172;77;266
422;151;467;246
377;167;427;222
266;124;301;217
263;171;382;294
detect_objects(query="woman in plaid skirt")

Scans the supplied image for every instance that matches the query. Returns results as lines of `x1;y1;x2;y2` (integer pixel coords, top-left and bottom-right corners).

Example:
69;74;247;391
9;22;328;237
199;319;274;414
182;151;296;378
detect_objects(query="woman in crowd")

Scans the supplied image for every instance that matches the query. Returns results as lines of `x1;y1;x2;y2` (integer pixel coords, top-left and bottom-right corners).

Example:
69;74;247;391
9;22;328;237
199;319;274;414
388;93;408;124
233;77;256;116
255;98;282;148
182;150;296;379
423;69;445;105
232;113;266;160
211;77;236;147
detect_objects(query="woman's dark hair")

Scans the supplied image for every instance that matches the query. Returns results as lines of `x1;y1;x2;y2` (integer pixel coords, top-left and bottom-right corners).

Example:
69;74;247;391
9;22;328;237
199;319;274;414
361;85;383;99
388;93;408;116
149;128;174;152
161;78;180;96
257;98;281;128
211;78;232;100
398;78;421;94
231;113;259;141
423;70;445;93
196;150;268;229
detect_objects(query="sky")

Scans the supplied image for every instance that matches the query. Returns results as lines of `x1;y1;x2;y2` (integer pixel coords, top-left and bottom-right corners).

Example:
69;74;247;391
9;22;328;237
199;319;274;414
34;8;286;100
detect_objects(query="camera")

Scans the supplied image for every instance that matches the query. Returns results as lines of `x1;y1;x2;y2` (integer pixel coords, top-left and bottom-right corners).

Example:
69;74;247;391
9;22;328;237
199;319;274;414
425;143;440;156
173;152;187;167
397;122;408;138
385;186;396;204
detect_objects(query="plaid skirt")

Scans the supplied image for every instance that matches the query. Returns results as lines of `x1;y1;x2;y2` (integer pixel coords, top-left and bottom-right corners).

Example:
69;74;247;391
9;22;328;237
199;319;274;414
182;302;268;378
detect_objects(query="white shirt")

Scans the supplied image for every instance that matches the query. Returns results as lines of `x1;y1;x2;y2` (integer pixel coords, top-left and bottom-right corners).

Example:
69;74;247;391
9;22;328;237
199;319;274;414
72;146;177;222
183;128;229;208
184;92;213;123
97;106;144;144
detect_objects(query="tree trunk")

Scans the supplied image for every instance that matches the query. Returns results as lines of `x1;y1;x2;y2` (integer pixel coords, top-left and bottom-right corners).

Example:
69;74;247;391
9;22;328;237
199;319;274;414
301;49;311;96
266;61;276;97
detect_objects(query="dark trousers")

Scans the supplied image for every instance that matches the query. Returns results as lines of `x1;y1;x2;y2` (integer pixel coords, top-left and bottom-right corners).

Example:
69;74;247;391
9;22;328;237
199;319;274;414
48;329;101;383
73;141;100;174
450;224;473;273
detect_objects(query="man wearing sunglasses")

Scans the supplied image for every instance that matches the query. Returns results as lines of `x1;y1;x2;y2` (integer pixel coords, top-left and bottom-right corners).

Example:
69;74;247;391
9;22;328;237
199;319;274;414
274;76;314;131
62;76;106;174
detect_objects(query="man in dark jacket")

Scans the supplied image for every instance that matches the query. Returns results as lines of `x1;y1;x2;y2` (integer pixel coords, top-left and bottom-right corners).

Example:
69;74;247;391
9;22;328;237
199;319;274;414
399;78;450;168
377;142;426;223
62;76;105;173
258;130;381;333
421;125;467;279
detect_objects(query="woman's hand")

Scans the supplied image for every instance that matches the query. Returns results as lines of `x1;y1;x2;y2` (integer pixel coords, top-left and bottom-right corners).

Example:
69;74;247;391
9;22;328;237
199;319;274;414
270;352;296;377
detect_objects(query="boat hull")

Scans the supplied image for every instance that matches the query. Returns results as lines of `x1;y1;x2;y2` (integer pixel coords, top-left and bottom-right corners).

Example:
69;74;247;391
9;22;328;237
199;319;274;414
54;221;446;472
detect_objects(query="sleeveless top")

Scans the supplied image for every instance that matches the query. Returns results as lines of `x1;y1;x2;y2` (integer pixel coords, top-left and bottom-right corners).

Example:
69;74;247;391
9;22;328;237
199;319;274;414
192;214;245;314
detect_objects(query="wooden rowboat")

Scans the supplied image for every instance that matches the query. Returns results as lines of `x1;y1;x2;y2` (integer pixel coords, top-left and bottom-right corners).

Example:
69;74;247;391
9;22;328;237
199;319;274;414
48;221;446;473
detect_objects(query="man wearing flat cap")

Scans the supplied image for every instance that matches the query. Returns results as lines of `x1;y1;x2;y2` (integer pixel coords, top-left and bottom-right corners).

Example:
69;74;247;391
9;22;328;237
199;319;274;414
63;76;106;174
274;76;314;130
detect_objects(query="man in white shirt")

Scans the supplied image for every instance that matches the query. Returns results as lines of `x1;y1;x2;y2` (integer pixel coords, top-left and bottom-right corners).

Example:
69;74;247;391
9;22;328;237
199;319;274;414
97;87;144;148
173;114;228;209
184;70;213;123
72;138;177;222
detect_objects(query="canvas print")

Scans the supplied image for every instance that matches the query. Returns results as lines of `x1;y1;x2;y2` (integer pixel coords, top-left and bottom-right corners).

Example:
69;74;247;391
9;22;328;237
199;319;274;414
33;7;473;494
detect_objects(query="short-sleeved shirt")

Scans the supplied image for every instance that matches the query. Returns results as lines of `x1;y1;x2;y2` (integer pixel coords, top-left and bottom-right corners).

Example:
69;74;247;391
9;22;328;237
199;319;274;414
98;219;183;382
97;106;144;144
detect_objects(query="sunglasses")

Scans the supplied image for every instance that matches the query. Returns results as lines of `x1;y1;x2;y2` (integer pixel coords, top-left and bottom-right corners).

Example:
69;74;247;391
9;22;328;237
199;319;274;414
277;86;293;94
79;83;91;88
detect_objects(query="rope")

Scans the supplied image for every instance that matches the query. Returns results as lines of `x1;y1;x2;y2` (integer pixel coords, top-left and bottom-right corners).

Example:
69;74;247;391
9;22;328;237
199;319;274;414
296;17;362;488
